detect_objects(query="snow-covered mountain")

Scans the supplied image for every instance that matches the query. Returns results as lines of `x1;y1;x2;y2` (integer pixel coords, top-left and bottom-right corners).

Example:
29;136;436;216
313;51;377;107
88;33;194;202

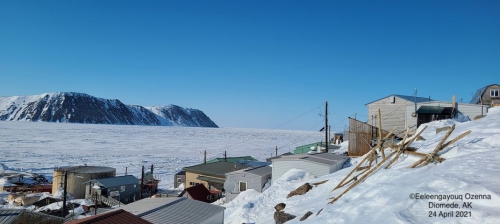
0;92;218;127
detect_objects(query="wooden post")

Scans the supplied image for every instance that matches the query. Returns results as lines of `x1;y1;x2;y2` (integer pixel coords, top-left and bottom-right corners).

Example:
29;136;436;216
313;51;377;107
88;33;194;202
140;166;144;199
224;150;227;162
62;171;67;218
275;146;278;157
377;109;385;159
94;191;98;215
204;150;207;164
125;167;127;175
150;164;154;196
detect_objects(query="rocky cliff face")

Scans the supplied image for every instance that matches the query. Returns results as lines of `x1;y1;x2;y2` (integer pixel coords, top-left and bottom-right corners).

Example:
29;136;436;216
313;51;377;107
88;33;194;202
0;92;218;127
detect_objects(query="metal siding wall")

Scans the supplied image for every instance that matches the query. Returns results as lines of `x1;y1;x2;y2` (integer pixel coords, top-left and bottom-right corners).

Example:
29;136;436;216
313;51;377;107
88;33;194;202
226;173;262;192
201;210;224;224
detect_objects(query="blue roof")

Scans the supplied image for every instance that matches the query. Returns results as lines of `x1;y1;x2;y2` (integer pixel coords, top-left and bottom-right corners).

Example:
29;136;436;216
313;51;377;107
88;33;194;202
470;84;500;104
365;94;434;106
91;175;140;187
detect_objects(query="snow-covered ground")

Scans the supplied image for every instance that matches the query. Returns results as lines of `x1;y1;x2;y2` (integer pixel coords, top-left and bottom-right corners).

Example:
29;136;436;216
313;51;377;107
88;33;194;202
0;121;323;192
223;107;500;224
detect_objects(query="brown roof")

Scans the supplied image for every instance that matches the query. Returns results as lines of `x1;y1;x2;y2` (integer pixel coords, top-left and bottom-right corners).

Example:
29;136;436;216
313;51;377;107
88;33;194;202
180;184;212;203
66;209;152;224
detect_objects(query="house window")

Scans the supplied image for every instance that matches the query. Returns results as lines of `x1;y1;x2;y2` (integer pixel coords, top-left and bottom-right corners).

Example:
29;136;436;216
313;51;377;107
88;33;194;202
239;182;247;192
491;89;499;97
189;182;197;186
120;186;125;192
177;178;182;183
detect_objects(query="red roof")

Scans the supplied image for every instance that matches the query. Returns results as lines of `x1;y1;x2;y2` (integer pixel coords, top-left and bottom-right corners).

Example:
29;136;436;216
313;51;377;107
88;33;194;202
183;184;212;203
66;209;152;224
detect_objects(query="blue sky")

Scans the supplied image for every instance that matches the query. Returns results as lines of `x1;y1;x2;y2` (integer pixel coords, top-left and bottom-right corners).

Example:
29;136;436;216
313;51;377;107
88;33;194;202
1;0;499;131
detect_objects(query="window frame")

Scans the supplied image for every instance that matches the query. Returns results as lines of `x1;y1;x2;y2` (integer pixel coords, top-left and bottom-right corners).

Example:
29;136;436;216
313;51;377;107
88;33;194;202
490;89;499;97
239;181;247;192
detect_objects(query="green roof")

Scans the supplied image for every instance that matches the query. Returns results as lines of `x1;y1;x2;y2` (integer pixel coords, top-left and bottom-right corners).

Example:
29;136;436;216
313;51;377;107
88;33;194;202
294;142;323;154
183;162;252;178
206;156;257;164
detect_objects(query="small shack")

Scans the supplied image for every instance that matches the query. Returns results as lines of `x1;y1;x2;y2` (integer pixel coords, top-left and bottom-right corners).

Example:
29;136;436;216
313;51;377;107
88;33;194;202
84;175;140;204
348;117;392;157
224;165;272;202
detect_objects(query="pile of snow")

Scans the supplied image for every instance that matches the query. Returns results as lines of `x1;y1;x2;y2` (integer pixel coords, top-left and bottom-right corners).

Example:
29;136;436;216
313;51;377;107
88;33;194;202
0;178;16;187
53;187;75;200
276;169;315;182
223;111;500;223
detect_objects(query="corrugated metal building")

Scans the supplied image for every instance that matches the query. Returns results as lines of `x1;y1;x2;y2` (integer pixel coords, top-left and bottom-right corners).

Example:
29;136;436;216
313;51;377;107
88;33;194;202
225;165;272;202
0;209;64;224
119;197;225;224
271;153;349;184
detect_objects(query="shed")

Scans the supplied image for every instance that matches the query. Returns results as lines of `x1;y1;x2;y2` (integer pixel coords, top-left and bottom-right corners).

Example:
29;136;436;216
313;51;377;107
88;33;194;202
224;165;272;202
271;153;349;184
119;197;225;224
0;209;64;224
348;117;392;157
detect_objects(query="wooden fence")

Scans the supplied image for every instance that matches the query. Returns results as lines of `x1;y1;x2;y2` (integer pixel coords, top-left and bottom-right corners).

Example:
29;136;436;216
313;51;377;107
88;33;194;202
348;117;390;157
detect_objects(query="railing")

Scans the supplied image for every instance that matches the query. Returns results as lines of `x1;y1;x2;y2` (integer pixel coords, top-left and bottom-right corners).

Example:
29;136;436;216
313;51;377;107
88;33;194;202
90;194;121;207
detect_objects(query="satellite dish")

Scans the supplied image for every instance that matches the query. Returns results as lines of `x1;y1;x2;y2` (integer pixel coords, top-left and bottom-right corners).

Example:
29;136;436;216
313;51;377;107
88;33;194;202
223;179;236;193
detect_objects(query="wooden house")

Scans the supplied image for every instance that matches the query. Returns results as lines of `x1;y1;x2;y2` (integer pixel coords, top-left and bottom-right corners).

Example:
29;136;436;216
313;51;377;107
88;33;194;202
182;162;251;191
119;197;225;224
366;94;434;136
224;165;272;202
470;84;500;106
84;175;140;204
271;153;349;184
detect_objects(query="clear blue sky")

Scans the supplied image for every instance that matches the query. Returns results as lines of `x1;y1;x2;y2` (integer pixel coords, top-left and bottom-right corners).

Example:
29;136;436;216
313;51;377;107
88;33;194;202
1;0;499;131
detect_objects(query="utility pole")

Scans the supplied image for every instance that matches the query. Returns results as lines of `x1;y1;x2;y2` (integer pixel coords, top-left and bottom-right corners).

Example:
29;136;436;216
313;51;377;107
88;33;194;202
140;166;144;199
224;150;227;162
62;171;68;218
150;164;154;197
325;101;328;153
414;88;417;113
275;146;278;157
125;167;127;175
204;150;207;164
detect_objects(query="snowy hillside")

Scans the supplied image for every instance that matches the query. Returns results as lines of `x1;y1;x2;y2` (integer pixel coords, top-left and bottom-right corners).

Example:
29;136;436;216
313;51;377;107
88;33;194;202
0;92;218;127
223;107;500;224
